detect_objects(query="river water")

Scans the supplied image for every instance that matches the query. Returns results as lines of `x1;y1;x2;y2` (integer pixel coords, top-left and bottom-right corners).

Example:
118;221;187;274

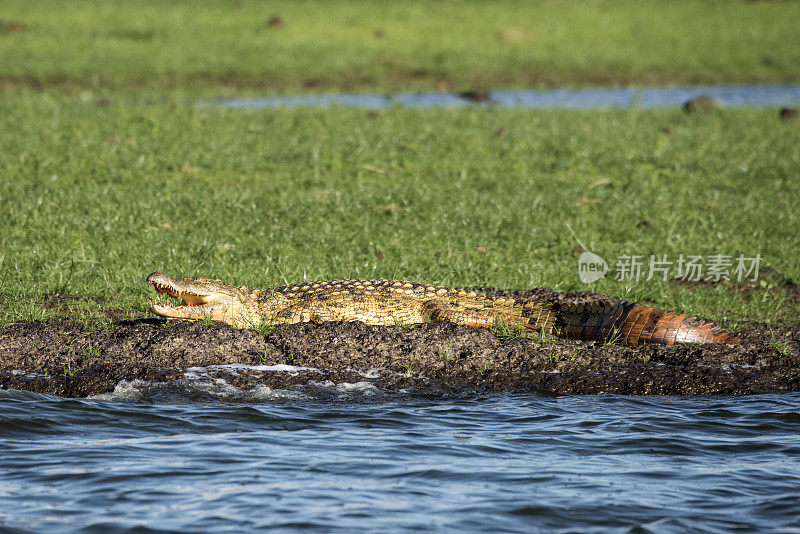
2;383;800;532
206;85;800;110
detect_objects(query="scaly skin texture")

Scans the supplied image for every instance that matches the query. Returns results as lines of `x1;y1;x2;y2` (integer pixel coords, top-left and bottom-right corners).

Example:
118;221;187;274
147;272;739;346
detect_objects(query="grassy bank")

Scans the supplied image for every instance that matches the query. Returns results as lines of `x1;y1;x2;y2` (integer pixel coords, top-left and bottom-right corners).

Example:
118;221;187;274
1;0;799;95
1;95;798;326
1;1;797;329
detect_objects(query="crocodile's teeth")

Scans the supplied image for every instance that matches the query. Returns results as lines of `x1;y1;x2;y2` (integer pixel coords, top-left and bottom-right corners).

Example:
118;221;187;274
150;301;177;317
149;281;207;306
150;300;210;319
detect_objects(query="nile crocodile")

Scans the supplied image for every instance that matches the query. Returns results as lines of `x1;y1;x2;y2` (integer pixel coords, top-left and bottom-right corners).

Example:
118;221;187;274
147;272;739;346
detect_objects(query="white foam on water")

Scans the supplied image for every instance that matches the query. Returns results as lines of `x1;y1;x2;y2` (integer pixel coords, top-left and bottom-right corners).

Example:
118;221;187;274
89;379;148;401
351;367;394;379
7;369;48;379
90;376;387;403
248;384;304;401
184;363;322;380
337;381;380;394
311;380;381;397
85;363;395;403
89;378;305;403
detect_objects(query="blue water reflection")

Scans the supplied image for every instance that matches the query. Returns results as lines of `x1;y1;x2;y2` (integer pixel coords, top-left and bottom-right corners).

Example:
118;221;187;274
205;85;800;110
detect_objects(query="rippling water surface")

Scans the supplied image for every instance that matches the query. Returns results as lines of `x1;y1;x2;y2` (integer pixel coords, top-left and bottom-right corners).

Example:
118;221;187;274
205;85;800;110
2;386;800;533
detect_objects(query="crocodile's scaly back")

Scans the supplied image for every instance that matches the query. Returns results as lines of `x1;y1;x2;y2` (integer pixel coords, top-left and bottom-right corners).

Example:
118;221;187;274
147;273;739;346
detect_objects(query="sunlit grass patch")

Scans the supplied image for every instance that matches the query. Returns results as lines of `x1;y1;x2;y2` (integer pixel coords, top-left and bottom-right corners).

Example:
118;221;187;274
0;98;797;327
0;0;798;95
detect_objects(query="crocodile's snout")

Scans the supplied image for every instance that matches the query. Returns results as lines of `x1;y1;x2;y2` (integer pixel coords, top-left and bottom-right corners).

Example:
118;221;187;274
146;272;178;295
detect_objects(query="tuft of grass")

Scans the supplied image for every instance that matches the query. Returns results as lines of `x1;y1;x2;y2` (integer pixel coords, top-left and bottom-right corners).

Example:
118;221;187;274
392;317;414;331
603;328;625;346
491;319;527;342
63;354;75;378
568;348;586;364
241;312;278;337
0;299;49;324
531;327;557;344
435;349;453;362
768;331;792;357
250;321;276;337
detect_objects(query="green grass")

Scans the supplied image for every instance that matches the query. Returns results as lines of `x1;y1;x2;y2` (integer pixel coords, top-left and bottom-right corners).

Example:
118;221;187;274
0;1;798;328
63;354;75;377
0;96;797;326
490;320;527;342
0;0;799;95
768;331;792;357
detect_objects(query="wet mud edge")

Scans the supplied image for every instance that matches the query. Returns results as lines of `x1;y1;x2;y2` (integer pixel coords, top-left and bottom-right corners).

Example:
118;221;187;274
1;315;798;397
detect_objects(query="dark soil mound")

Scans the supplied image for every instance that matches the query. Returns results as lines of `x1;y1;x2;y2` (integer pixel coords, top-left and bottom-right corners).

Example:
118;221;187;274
2;307;798;397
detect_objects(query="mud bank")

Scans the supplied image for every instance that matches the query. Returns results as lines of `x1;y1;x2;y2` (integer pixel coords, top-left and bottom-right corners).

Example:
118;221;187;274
1;309;798;397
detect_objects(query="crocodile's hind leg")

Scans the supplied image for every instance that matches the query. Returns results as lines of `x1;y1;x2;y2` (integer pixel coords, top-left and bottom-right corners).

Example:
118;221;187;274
419;299;525;329
270;302;320;325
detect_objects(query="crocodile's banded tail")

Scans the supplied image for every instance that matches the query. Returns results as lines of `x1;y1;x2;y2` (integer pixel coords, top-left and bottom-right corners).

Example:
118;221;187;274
523;300;739;346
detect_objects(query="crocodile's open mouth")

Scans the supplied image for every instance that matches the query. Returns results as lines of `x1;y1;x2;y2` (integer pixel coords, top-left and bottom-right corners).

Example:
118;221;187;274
148;280;210;308
147;272;219;318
